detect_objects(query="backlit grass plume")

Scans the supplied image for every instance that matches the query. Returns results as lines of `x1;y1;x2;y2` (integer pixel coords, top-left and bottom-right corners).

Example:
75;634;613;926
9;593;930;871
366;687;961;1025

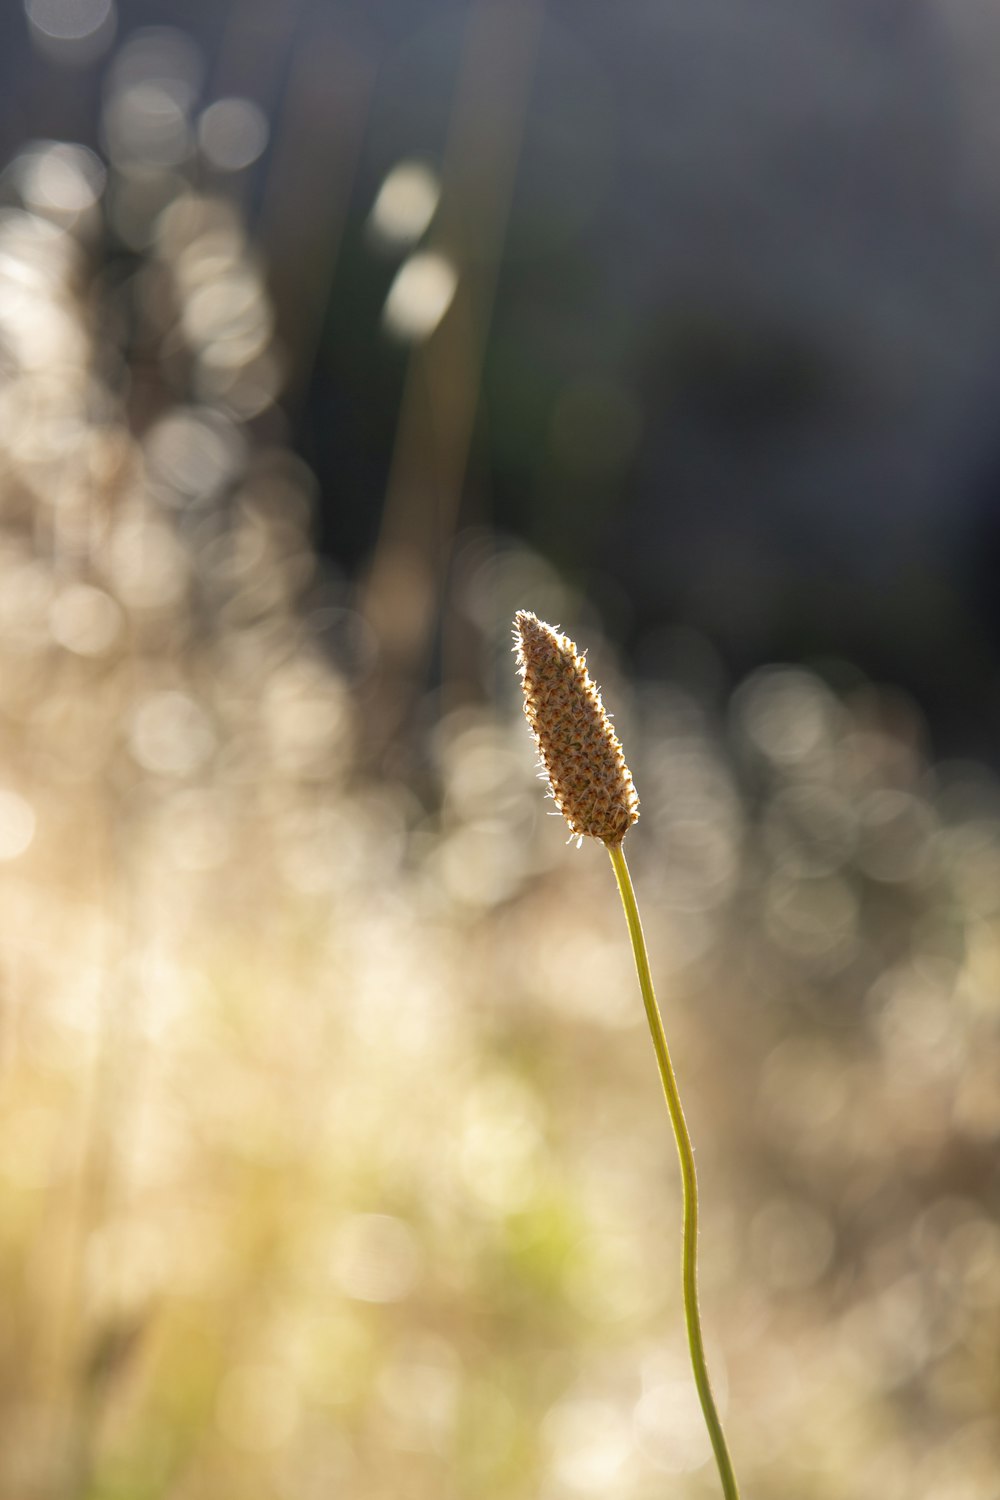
513;610;741;1500
513;611;639;846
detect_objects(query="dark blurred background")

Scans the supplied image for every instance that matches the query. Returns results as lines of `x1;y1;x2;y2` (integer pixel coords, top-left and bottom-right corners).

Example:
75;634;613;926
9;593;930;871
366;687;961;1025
6;0;1000;759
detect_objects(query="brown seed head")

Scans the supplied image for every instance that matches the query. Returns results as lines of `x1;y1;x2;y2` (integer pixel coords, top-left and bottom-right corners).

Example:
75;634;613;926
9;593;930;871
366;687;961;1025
513;610;639;847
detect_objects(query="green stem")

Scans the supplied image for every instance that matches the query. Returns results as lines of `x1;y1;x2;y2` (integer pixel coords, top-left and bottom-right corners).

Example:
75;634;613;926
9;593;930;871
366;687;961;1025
607;841;740;1500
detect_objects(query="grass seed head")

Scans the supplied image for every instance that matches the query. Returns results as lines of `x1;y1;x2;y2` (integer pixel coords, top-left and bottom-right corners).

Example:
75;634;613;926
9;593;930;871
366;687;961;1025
513;610;639;847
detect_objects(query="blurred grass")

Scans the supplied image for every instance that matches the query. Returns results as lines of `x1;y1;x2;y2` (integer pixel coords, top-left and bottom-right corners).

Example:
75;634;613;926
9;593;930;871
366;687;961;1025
0;64;998;1500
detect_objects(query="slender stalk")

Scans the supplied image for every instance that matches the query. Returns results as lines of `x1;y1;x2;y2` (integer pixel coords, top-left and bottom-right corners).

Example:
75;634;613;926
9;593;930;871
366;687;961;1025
608;842;740;1500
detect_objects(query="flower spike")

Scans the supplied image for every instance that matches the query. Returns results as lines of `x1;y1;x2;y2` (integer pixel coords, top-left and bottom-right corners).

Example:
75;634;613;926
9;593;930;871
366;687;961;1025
512;607;741;1500
513;611;639;848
